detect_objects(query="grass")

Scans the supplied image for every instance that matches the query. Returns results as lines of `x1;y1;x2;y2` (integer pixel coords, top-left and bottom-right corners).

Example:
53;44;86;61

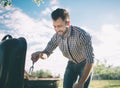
90;80;120;88
58;80;120;88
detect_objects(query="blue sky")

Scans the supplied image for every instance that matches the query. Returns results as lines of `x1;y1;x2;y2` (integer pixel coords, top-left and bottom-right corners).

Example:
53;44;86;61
0;0;120;77
13;0;120;28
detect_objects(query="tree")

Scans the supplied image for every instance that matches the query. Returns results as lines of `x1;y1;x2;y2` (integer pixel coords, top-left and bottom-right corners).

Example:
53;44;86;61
93;59;120;80
0;0;44;7
33;0;44;7
0;0;12;7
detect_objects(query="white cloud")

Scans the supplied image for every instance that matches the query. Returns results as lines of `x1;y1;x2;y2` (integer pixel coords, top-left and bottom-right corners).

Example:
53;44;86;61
0;9;3;13
95;24;120;55
41;0;60;15
41;8;51;15
81;24;120;66
0;30;6;40
92;24;120;66
50;0;60;10
50;0;59;5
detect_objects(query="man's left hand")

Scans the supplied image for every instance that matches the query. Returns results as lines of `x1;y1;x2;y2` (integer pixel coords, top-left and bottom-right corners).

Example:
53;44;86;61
73;83;84;88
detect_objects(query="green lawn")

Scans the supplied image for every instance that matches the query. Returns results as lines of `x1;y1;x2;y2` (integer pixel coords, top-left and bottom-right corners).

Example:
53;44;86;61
90;80;120;88
58;80;120;88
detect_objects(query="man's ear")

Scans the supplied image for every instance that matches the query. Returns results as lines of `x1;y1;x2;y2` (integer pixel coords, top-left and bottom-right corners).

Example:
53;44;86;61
66;20;70;27
67;20;70;26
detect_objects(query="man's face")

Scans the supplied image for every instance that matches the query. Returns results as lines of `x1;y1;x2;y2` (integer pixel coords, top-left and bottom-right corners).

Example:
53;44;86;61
53;17;67;36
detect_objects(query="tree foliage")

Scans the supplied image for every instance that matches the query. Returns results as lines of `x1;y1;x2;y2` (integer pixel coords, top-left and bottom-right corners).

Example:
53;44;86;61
33;0;44;7
93;60;120;80
0;0;12;7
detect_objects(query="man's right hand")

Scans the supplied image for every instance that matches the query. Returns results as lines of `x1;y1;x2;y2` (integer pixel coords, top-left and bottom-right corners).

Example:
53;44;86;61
31;51;47;63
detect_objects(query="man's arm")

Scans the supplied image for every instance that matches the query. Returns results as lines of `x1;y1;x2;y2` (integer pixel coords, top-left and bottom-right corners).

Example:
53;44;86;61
78;63;94;85
77;30;94;87
31;34;59;62
42;33;59;57
73;63;94;88
78;32;94;85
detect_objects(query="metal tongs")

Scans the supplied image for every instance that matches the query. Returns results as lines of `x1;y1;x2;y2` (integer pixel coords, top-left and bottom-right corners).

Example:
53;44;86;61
29;61;34;74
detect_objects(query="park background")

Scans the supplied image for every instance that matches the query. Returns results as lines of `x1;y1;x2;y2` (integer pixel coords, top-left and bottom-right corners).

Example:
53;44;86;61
0;0;120;86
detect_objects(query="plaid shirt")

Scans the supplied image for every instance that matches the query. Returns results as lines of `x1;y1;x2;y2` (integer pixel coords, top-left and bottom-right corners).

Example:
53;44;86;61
43;26;94;64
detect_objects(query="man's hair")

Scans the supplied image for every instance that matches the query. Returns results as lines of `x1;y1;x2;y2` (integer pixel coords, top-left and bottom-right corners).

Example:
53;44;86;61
51;8;69;21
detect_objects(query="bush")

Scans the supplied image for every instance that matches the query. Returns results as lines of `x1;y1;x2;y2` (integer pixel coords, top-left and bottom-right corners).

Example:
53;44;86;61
93;60;120;80
31;69;53;78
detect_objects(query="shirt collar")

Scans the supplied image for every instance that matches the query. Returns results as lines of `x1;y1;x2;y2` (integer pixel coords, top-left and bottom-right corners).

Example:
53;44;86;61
68;25;73;37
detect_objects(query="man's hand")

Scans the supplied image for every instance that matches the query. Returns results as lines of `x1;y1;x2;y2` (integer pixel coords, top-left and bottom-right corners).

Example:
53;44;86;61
73;83;84;88
31;51;47;63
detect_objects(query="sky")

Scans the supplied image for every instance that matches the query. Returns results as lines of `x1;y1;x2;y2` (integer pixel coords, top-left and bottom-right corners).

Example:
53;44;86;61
0;0;120;78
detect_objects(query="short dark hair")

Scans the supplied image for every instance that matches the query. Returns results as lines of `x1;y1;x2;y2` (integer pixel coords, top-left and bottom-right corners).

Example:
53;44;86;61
51;8;69;21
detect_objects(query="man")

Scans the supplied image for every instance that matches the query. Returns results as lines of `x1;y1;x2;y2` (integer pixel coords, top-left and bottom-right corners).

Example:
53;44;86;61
31;8;94;88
